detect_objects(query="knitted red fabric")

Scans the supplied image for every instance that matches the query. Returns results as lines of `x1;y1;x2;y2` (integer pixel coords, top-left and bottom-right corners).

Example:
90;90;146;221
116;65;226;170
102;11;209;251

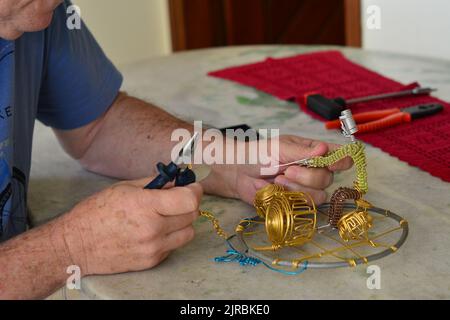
209;51;450;182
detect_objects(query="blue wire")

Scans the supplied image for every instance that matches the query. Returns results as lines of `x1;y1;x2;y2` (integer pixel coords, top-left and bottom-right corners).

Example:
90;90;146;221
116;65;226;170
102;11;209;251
215;249;262;266
214;237;308;276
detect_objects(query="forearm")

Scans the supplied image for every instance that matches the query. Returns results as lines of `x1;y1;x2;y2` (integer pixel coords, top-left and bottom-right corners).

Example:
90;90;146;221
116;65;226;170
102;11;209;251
76;94;238;198
78;93;192;179
0;214;83;299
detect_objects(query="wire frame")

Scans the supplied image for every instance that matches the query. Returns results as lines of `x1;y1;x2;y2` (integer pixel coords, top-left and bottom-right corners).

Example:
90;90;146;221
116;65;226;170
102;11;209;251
235;203;408;269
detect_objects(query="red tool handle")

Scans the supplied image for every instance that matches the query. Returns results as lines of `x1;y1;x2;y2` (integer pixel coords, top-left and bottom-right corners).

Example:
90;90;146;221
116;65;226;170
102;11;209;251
357;112;412;133
325;108;401;129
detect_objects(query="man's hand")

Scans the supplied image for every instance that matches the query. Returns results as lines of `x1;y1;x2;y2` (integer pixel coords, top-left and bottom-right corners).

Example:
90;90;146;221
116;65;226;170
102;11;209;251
204;135;353;205
0;179;202;299
64;179;203;276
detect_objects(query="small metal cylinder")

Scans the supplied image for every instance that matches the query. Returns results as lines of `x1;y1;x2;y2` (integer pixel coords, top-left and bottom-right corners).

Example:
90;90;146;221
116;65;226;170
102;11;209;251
339;109;358;137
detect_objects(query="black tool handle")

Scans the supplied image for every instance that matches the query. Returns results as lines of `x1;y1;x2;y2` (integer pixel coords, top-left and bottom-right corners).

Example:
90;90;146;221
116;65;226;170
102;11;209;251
407;103;444;120
144;162;179;190
306;94;346;120
175;168;197;187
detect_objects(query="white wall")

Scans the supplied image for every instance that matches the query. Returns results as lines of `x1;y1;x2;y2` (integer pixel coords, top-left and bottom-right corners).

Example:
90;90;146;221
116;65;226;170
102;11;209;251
72;0;450;66
362;0;450;61
74;0;172;68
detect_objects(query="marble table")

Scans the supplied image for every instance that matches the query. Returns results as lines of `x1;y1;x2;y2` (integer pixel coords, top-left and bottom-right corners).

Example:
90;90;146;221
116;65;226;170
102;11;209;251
35;45;450;300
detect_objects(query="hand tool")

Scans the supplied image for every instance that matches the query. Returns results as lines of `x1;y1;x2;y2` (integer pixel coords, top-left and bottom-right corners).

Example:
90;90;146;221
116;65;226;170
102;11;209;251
325;103;443;133
306;87;437;120
219;124;261;141
144;132;212;189
275;109;360;169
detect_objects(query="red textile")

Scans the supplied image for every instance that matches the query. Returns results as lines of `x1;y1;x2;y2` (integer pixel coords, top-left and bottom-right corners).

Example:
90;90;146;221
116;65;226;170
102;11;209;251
209;51;450;182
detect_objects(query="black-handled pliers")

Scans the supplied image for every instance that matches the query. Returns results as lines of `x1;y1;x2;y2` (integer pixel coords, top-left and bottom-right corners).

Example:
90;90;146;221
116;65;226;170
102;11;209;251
144;132;211;190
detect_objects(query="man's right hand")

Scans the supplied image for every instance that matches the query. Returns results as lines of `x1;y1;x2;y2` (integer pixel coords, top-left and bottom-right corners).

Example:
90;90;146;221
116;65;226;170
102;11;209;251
62;179;203;276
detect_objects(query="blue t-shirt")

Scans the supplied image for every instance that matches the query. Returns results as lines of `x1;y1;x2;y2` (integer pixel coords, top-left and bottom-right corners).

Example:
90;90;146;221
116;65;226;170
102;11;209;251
0;1;122;241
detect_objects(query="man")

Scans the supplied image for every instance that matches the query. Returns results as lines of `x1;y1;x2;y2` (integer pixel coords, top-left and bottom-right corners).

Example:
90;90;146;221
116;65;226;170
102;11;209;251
0;0;351;299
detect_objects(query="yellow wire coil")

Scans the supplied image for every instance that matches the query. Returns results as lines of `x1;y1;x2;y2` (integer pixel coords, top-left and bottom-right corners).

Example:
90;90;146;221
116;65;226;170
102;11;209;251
308;141;368;194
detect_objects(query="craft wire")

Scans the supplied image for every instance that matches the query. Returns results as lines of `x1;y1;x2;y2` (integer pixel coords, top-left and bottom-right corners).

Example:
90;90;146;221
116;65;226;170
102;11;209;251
214;236;308;276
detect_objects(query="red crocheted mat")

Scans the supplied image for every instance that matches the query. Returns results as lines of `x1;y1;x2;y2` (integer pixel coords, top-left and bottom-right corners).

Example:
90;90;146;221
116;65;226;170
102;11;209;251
209;51;450;182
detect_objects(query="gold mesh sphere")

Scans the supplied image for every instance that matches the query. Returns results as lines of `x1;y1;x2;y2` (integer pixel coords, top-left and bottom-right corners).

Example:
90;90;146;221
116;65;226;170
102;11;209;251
337;210;373;242
254;184;285;218
265;191;317;249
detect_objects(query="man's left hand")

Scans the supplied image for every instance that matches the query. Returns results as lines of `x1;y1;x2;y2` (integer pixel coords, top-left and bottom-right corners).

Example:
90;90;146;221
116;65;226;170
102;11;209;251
202;135;353;205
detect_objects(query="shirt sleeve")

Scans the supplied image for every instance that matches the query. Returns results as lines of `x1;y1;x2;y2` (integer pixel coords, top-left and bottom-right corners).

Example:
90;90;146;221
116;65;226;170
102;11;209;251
37;1;123;130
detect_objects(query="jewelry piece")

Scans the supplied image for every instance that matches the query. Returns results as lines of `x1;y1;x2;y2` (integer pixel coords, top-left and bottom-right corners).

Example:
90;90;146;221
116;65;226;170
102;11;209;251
235;203;408;269
201;109;408;272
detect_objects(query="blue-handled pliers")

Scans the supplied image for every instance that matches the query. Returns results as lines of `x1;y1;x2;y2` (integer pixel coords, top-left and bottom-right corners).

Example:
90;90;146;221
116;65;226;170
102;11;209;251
144;132;209;190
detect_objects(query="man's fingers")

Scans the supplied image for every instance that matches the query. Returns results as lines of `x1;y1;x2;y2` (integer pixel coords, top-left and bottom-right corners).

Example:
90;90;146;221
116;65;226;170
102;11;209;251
284;166;333;189
144;183;203;216
328;157;354;171
163;226;195;252
274;175;327;205
146;251;171;270
163;211;199;234
279;140;329;164
125;176;175;189
279;136;353;172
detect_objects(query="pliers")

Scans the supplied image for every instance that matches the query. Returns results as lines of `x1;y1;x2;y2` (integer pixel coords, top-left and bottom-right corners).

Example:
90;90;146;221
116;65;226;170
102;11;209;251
325;103;443;133
144;132;211;190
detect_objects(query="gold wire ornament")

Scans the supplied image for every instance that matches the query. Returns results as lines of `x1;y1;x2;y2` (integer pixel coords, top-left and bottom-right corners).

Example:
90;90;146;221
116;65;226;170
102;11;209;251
200;210;229;240
254;184;285;218
336;198;374;242
337;209;373;242
200;110;408;270
235;203;408;269
257;191;317;251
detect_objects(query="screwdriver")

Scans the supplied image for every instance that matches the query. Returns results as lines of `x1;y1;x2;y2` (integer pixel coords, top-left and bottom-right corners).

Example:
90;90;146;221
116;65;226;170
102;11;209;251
306;87;437;120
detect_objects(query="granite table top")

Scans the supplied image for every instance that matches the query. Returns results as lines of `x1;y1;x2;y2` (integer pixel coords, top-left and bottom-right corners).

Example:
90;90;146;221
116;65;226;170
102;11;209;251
34;45;450;300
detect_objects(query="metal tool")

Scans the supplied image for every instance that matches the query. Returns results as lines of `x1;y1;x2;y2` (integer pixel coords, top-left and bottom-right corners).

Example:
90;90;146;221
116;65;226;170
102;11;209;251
342;87;436;105
144;132;212;189
273;158;312;169
325;103;443;133
275;109;359;169
306;87;437;120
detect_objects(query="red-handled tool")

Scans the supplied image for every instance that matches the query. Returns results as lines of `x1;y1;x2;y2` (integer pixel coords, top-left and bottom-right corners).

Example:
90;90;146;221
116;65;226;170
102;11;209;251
325;103;444;133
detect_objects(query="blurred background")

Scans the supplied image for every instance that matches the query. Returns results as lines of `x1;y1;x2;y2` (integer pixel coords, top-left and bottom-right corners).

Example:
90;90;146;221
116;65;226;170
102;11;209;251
74;0;450;68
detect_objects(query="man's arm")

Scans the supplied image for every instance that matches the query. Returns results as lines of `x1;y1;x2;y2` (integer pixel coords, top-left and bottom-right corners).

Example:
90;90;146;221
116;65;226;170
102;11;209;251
54;92;239;200
54;93;192;179
0;213;81;299
54;92;352;204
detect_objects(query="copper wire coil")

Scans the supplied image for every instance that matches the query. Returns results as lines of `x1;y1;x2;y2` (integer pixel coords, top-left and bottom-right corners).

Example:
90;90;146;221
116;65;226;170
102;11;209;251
328;187;362;227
